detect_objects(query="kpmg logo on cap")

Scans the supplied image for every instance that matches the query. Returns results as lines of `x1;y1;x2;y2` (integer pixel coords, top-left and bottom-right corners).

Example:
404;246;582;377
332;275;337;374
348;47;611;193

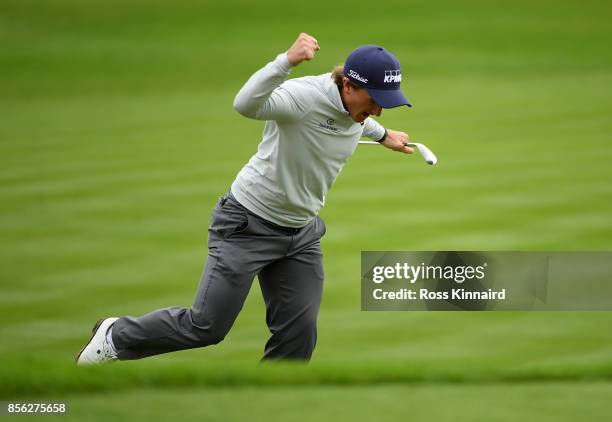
348;69;368;84
384;70;402;83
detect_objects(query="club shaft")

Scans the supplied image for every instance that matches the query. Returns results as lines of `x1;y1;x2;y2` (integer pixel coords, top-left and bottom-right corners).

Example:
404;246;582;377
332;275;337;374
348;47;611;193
358;141;419;147
358;140;438;165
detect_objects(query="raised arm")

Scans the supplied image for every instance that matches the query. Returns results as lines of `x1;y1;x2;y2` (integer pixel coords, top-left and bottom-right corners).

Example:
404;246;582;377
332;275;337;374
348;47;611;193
233;33;320;121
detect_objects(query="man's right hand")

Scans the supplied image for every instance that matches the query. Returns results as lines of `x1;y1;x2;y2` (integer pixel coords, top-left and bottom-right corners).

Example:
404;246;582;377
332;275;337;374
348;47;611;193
286;32;320;67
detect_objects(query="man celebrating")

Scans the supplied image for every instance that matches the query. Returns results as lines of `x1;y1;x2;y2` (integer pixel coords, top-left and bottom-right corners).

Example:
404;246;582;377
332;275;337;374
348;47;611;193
77;33;413;364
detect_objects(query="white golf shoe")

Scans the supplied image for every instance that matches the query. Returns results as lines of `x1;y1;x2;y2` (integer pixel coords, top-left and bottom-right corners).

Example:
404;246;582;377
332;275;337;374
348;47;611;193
76;317;119;366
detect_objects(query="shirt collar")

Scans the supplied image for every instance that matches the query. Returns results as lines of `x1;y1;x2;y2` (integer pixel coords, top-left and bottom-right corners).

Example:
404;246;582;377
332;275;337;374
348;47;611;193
325;73;350;116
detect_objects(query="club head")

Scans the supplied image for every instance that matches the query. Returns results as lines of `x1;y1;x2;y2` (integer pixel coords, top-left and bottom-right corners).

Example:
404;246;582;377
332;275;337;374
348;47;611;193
406;142;438;165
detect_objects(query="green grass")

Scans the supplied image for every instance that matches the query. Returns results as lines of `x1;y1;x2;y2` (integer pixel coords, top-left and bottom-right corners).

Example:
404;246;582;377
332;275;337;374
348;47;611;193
17;383;612;422
1;0;612;419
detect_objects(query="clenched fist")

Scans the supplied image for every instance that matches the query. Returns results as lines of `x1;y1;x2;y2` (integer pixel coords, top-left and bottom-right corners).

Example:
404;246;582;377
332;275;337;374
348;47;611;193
382;129;414;154
286;32;320;66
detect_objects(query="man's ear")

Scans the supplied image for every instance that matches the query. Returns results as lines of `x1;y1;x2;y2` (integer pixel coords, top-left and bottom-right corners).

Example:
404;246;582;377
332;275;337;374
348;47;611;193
342;76;351;93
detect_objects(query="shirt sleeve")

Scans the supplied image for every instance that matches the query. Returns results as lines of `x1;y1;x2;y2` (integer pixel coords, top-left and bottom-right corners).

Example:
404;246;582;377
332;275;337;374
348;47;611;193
362;117;386;141
233;53;312;121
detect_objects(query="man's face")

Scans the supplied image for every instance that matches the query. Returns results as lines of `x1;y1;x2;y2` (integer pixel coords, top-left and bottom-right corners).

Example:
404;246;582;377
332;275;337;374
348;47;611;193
341;77;383;123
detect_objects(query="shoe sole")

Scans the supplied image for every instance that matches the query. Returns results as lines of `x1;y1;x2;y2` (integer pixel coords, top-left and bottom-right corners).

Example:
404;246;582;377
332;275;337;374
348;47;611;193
75;318;105;364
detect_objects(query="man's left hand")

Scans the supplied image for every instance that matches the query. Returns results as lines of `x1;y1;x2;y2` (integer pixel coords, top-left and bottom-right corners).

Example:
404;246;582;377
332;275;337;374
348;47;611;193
381;129;414;154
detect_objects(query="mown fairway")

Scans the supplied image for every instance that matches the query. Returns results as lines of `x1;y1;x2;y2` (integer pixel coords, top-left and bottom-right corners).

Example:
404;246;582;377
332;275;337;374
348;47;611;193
1;0;612;420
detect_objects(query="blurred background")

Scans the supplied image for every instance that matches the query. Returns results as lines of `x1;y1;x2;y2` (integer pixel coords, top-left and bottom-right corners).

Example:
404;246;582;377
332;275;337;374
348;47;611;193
1;0;612;420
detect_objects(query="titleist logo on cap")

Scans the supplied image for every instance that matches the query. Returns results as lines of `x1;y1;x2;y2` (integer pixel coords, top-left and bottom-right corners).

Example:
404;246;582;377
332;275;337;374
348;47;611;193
348;69;368;84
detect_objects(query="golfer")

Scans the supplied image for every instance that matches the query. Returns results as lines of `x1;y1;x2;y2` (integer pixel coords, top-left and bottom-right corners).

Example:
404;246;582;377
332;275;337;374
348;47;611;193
77;33;413;364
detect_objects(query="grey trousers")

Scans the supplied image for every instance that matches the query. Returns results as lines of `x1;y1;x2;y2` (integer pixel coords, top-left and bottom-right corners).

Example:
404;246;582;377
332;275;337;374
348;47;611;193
111;192;326;361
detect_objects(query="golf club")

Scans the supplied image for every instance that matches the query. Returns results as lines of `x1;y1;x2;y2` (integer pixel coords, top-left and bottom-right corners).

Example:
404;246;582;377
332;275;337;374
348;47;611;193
358;141;438;165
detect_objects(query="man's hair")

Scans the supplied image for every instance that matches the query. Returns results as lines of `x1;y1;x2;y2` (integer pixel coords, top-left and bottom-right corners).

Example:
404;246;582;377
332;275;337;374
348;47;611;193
331;65;363;89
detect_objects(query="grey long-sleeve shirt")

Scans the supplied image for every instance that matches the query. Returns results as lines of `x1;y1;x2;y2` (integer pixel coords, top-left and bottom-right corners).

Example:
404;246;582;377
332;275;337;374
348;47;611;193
231;52;386;228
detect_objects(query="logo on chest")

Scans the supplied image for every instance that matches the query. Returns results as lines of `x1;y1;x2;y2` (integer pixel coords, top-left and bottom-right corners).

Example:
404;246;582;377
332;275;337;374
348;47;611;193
318;118;340;133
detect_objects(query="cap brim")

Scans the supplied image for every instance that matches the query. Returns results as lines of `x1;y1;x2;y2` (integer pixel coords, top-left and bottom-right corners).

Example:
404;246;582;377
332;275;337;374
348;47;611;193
366;87;412;109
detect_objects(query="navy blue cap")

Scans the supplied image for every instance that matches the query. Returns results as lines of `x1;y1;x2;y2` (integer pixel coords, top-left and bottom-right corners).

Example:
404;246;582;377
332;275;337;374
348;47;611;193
343;45;412;108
